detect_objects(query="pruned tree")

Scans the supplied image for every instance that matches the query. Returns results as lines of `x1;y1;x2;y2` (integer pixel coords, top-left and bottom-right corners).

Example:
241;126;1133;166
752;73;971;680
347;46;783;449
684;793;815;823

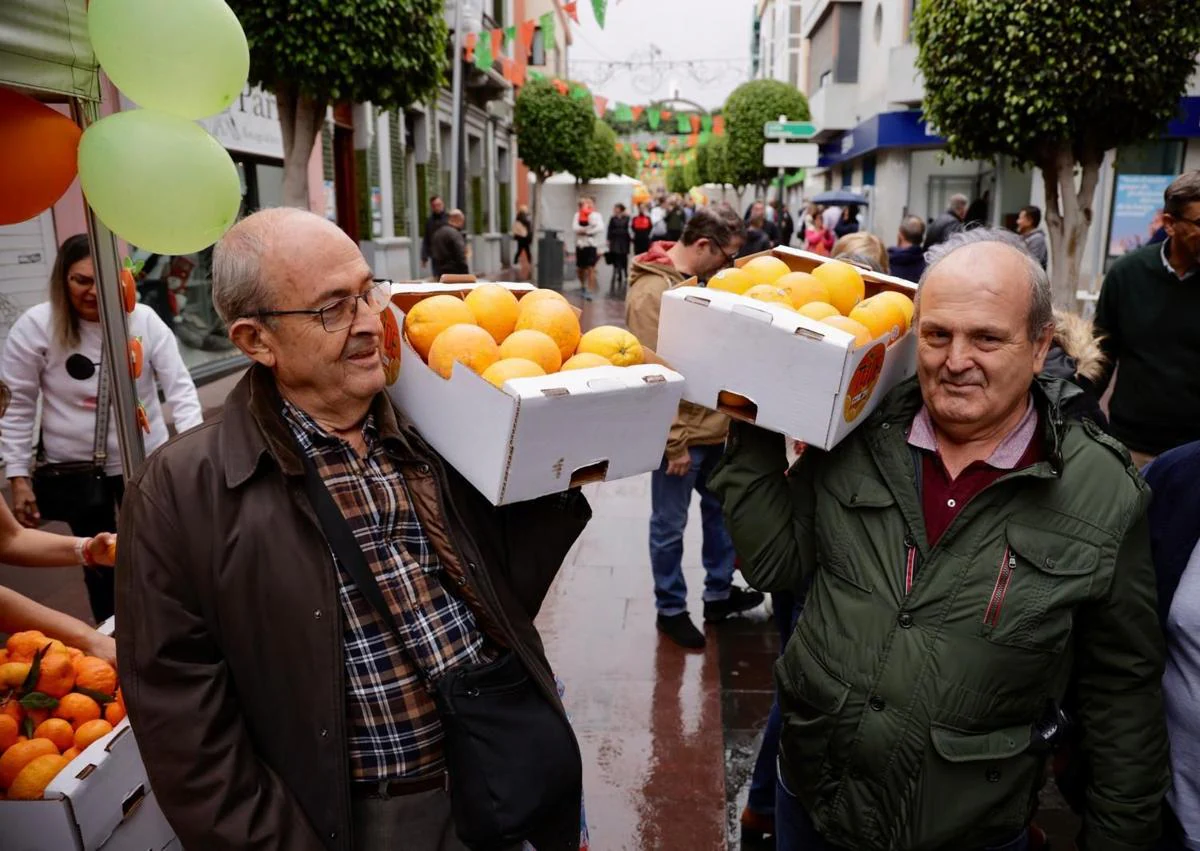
576;119;618;183
227;0;447;208
513;78;594;283
914;0;1200;306
723;79;810;189
697;134;731;188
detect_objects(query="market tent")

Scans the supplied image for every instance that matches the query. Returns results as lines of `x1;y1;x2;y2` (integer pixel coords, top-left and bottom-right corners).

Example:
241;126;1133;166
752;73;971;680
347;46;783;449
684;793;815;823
0;0;98;101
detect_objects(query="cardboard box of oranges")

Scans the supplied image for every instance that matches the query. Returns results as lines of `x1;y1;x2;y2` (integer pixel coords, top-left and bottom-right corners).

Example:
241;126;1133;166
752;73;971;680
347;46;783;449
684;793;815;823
3;620;177;851
655;246;918;450
385;280;686;505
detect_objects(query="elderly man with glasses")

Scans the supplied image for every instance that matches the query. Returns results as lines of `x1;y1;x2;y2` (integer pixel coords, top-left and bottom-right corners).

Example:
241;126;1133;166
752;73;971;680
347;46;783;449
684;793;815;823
116;208;591;851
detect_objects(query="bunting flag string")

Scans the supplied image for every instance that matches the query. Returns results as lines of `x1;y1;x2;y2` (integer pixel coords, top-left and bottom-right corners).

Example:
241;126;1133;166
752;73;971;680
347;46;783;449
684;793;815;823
564;1;580;24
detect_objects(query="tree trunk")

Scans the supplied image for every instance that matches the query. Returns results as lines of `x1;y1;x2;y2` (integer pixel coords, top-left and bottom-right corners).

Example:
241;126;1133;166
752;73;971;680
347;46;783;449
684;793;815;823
531;173;544;286
1040;144;1103;310
275;83;329;210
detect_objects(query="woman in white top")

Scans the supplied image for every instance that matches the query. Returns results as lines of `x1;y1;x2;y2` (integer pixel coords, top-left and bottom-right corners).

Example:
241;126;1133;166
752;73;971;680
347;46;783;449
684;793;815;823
0;234;203;622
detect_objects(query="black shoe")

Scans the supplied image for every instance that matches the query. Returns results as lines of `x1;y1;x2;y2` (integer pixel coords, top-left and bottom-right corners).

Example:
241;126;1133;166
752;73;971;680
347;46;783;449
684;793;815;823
656;612;706;649
703;586;765;623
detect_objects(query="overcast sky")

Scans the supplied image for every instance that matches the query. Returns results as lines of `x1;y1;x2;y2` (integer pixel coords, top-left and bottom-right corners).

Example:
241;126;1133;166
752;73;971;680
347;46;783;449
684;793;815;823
566;0;756;110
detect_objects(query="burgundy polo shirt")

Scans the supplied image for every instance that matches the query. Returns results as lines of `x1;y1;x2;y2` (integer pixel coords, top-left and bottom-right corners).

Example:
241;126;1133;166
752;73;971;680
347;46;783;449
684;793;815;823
908;397;1043;548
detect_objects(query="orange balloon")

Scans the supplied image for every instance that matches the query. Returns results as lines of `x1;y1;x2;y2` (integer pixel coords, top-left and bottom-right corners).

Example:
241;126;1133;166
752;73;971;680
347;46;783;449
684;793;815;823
0;88;82;225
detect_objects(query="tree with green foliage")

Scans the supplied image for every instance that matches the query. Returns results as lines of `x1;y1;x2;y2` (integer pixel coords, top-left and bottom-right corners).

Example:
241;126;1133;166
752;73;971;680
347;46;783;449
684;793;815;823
914;0;1200;306
576;119;618;183
613;147;639;179
666;166;689;195
723;79;809;189
513;77;594;282
696;134;731;187
226;0;447;208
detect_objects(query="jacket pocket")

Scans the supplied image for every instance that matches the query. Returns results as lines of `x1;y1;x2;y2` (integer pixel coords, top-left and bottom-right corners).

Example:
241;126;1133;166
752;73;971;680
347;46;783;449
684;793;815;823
900;723;1041;850
981;520;1100;653
818;473;896;593
776;637;853;799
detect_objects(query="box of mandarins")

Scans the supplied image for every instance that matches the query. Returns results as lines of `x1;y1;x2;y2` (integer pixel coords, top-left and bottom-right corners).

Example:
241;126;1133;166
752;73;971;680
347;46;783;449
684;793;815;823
385;278;685;505
655;246;918;450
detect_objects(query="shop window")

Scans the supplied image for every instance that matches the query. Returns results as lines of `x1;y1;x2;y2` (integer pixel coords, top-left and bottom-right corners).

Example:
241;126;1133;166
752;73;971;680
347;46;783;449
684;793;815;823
390;111;408;237
861;154;876;187
841;166;853;188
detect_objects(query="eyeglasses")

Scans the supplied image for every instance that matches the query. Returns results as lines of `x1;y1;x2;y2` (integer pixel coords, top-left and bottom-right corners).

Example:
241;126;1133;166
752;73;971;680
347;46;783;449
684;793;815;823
1171;213;1200;229
712;241;738;269
243;280;391;333
68;274;96;288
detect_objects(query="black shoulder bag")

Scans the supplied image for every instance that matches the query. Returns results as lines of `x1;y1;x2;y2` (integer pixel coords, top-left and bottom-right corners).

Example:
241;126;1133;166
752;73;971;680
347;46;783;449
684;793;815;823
297;450;582;850
32;355;113;520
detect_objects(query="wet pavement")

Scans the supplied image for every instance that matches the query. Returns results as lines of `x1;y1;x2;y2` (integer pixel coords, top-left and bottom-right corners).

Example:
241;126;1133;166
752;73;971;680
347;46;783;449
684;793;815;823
2;276;1081;850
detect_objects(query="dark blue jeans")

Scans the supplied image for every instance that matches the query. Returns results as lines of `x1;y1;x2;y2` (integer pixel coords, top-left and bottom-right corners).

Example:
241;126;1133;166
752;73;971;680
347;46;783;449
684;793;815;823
746;592;801;816
649;444;736;616
776;778;1031;851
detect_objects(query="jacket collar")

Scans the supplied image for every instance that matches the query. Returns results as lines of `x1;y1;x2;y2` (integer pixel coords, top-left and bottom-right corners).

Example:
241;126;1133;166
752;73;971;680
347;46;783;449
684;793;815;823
869;374;1079;473
221;364;418;489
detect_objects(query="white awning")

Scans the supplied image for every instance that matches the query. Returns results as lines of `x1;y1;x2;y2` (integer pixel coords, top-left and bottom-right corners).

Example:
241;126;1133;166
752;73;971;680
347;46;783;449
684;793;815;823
0;0;99;101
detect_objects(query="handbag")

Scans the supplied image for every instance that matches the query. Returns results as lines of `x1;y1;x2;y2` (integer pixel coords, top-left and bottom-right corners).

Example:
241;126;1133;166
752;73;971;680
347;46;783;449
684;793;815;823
512;218;529;239
297;449;582;850
32;354;113;520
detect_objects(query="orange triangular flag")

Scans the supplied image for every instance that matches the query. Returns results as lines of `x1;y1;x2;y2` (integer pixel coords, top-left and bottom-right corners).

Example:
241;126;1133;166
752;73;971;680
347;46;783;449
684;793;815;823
564;2;580;23
631;105;644;120
464;33;478;63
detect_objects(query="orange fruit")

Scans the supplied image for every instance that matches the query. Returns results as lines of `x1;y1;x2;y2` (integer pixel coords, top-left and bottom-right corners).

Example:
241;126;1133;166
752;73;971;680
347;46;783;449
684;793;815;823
706;267;755;295
114;688;125;716
812;260;866;315
72;657;117;697
25;709;49;728
61;747;80;762
480;358;546;389
797;301;842;322
464;284;521;344
0;715;18;751
819;315;873;348
33;719;74;752
741;255;791;285
65;647;84;662
872;289;915;329
427;324;500;380
2;697;23;725
73;719;113;752
104;701;126;726
8;753;69;799
517;289;568;310
403;295;476;361
6;631;48;663
53;693;101;729
499;329;562;374
33;653;75;699
575;326;644;367
514;299;581;361
743;285;794;308
560;353;612;371
0;738;58;788
718;391;754;407
849;297;906;344
0;662;31;689
775;272;830;310
0;649;8;664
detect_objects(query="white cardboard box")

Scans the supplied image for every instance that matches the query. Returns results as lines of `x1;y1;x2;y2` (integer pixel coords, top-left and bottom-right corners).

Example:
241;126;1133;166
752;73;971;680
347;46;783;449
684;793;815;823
386;282;686;505
655;246;918;449
97;791;176;851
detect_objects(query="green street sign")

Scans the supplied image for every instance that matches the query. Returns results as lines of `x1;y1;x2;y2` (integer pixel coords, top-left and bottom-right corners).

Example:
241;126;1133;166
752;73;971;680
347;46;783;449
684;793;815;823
763;120;819;139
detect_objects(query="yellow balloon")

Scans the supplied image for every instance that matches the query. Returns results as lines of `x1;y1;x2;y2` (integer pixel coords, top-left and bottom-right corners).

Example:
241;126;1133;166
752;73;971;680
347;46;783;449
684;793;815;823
78;110;242;255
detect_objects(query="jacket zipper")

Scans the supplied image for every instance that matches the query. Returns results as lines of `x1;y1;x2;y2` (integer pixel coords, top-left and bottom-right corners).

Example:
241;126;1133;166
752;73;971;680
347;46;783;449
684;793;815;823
984;547;1015;627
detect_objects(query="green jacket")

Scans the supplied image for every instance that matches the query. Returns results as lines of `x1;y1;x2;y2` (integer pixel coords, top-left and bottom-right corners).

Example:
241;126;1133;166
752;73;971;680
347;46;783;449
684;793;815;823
709;377;1168;851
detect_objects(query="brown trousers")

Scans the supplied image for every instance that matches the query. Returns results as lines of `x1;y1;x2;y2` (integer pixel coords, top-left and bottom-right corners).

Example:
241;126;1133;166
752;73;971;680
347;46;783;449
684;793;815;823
352;788;524;851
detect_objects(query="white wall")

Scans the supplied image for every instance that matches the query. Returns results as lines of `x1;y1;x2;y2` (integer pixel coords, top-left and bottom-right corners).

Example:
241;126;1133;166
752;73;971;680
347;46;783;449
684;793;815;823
855;0;908;120
907;149;985;222
869;149;910;243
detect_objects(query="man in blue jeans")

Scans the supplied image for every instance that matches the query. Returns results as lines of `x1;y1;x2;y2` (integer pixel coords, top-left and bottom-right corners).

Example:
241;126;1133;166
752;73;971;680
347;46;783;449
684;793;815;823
626;205;764;648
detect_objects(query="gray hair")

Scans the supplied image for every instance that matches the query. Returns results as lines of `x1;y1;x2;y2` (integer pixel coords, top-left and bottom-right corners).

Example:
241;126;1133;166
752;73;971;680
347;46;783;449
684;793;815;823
212;208;316;325
949;193;969;213
899;215;925;245
916;227;1053;343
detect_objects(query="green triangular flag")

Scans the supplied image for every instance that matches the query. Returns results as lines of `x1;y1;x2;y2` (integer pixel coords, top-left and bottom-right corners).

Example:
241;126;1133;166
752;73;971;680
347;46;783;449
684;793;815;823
529;69;546;82
616;103;633;122
540;12;556;54
677;114;690;134
699;131;711;146
570;84;588;100
648;110;660;130
592;0;607;28
475;35;493;71
505;25;517;44
701;114;713;133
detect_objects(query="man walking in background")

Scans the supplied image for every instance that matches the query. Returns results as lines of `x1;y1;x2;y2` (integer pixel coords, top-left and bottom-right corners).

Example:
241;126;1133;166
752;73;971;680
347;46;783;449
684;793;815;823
1094;170;1200;468
573;196;604;301
924;193;968;249
887;215;927;283
1017;205;1049;269
625;206;763;650
430;209;469;276
420;195;447;278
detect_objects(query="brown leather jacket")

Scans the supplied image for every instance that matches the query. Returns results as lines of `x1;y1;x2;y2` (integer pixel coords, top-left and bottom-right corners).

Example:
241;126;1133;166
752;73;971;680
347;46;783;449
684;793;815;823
115;366;590;851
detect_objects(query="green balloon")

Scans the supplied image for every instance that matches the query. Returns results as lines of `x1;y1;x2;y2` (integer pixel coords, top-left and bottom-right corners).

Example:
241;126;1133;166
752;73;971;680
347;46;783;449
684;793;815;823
88;0;249;120
78;110;242;256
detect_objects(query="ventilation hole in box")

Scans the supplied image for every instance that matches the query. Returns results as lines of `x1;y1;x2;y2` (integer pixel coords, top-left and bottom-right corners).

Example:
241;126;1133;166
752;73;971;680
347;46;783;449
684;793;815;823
121;784;146;817
683;294;712;307
794;326;826;341
540;387;571;398
569;460;609;487
74;763;97;781
642;374;666;385
717;392;758;423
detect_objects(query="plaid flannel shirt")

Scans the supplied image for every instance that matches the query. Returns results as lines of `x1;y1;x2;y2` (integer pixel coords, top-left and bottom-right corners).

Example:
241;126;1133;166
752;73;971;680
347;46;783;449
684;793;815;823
282;401;492;780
